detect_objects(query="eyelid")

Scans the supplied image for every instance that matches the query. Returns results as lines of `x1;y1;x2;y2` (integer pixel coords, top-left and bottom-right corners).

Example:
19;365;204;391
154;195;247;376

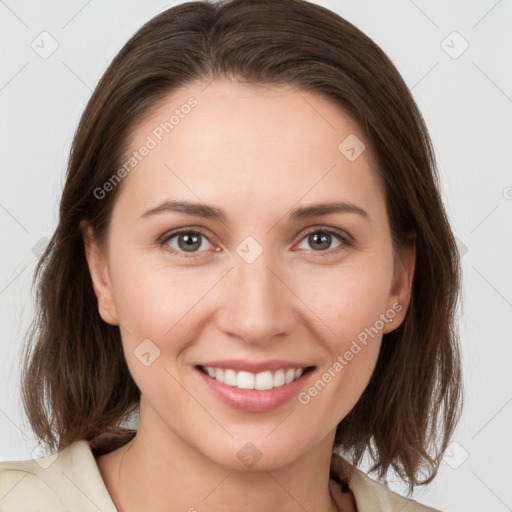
298;225;354;245
158;224;354;258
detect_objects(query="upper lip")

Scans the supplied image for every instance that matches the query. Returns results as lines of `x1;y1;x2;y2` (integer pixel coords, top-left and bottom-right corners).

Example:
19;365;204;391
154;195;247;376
197;359;314;373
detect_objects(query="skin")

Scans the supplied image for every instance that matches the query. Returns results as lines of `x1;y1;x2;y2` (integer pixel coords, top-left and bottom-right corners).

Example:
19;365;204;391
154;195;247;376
83;79;415;512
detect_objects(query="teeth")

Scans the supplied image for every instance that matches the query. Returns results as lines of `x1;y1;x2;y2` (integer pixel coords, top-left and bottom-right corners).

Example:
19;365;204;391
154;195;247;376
202;366;305;390
255;371;273;391
237;371;255;389
273;369;285;387
224;369;237;386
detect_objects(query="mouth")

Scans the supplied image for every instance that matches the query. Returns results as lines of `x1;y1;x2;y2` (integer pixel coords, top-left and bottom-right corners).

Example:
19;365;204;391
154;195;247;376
193;359;317;412
196;365;316;391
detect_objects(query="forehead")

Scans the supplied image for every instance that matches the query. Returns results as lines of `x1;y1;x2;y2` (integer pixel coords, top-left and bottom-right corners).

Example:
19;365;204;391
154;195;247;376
115;79;386;223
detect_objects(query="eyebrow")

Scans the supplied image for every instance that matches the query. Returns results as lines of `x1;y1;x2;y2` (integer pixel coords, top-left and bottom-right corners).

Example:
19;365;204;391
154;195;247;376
139;199;370;223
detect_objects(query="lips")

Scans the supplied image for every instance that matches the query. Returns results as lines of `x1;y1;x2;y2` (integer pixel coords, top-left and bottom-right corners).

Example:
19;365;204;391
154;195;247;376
194;360;316;413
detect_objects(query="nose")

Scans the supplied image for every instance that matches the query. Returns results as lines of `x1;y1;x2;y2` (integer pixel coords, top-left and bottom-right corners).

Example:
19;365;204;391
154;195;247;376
216;250;297;345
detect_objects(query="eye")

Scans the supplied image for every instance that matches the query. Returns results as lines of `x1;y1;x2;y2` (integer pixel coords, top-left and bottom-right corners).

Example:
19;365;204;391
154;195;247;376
295;228;351;256
161;229;215;257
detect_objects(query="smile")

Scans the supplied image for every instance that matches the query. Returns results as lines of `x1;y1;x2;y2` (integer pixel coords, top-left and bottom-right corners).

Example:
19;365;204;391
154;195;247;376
199;366;306;391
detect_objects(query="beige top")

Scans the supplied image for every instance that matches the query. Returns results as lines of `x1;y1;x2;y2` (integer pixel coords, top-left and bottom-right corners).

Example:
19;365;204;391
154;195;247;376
0;440;440;511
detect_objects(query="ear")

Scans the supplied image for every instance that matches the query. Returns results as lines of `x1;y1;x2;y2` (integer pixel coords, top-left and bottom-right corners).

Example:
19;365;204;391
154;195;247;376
382;235;416;334
81;221;119;326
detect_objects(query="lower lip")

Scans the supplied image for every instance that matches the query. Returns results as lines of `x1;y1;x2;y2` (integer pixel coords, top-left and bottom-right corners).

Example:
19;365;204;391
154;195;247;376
195;367;314;413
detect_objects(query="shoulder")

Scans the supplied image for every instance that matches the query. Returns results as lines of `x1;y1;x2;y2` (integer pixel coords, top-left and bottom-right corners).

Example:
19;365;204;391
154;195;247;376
330;453;442;512
0;440;117;512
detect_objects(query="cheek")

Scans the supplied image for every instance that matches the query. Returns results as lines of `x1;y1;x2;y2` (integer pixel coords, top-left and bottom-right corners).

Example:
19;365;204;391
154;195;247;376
294;270;388;429
108;257;205;394
109;250;210;336
291;259;391;406
294;257;393;341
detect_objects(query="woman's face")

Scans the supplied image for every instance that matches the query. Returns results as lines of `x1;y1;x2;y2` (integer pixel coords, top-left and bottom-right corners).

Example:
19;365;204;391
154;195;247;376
85;79;414;470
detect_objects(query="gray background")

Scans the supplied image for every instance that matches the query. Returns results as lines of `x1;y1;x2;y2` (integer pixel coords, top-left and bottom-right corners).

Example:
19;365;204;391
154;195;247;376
1;1;511;511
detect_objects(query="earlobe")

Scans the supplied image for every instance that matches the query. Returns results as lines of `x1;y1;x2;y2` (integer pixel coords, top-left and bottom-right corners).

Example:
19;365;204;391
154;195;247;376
81;221;119;326
384;237;416;334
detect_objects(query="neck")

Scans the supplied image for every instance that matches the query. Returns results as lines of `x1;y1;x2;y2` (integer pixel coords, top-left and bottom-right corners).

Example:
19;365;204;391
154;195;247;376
97;406;344;512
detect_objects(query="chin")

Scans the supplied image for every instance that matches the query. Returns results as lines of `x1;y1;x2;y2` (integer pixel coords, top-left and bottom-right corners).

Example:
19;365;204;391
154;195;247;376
197;435;311;472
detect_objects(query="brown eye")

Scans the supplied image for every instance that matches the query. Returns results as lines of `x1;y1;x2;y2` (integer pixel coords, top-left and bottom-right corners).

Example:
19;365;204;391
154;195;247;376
163;230;213;255
296;228;351;256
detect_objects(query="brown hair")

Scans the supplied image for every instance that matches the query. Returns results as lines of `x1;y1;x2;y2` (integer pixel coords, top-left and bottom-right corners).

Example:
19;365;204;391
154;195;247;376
21;0;463;495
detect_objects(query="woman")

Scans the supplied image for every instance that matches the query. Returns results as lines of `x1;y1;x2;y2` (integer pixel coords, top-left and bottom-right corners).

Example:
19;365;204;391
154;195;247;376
0;1;462;511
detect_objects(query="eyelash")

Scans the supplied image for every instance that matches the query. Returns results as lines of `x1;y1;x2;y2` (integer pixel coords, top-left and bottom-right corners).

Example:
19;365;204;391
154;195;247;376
158;226;353;259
